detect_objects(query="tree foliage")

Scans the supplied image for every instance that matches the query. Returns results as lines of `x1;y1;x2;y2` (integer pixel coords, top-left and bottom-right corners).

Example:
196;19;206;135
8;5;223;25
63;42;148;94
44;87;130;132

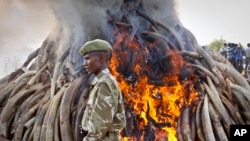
207;38;225;52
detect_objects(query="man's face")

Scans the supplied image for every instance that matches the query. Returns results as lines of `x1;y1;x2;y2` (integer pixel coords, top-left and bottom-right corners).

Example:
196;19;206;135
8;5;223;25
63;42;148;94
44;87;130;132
83;52;103;75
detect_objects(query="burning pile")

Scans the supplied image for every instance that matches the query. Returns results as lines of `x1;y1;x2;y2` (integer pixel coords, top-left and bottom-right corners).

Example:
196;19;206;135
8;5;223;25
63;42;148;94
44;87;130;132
110;30;200;140
1;0;250;141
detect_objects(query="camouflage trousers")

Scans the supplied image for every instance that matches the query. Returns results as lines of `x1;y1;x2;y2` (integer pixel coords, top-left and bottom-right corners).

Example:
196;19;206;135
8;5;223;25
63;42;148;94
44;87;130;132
83;131;120;141
103;131;120;141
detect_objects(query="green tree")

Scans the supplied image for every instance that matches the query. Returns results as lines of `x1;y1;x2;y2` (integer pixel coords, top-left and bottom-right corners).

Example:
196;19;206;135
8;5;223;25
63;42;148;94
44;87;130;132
207;38;225;52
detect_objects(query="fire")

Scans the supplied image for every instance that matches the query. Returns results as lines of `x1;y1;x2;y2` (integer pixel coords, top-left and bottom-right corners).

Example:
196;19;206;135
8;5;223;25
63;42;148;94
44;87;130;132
110;30;199;141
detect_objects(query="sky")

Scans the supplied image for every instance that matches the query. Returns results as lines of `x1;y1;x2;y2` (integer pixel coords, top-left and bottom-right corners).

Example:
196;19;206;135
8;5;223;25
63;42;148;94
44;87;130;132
178;0;250;47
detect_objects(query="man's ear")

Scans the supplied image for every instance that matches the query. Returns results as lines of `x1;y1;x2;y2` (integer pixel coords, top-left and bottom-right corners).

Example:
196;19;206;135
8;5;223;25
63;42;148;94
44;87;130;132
106;51;112;61
99;52;106;63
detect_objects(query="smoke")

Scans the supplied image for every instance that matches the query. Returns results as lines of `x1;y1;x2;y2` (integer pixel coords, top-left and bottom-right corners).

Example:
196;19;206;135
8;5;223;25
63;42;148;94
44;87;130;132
46;0;121;69
0;0;195;78
0;0;122;77
47;0;183;68
143;0;181;27
0;0;56;78
142;0;198;51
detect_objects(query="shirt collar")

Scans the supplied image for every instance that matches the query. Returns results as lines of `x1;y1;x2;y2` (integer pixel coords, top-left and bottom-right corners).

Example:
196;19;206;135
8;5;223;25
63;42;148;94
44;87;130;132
90;68;110;86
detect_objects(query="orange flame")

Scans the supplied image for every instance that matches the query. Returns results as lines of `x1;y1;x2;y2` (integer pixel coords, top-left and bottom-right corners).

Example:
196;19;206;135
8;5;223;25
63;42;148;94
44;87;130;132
110;30;199;141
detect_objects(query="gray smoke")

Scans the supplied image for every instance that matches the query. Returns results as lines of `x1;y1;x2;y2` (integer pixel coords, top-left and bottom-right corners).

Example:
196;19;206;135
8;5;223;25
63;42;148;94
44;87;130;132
47;0;182;68
143;0;181;28
47;0;122;68
0;0;192;78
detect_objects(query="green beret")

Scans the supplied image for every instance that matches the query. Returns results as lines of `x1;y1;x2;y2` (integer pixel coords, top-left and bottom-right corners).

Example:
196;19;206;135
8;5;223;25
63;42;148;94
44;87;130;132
79;39;113;55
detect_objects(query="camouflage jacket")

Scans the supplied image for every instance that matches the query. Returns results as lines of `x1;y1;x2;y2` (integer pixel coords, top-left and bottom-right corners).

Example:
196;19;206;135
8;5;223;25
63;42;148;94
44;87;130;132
81;68;126;140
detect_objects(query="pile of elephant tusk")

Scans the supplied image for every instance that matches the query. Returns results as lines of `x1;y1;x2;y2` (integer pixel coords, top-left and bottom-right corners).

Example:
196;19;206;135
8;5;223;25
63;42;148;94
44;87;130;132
1;0;250;140
1;38;250;141
176;47;250;141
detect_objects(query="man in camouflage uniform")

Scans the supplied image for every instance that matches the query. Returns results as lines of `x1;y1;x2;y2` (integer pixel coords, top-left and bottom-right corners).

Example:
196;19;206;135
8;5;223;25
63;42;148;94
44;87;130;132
79;39;126;141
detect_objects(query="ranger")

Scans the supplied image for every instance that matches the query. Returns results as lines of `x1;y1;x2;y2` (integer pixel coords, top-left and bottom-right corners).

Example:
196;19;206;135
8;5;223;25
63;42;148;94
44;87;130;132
80;39;126;141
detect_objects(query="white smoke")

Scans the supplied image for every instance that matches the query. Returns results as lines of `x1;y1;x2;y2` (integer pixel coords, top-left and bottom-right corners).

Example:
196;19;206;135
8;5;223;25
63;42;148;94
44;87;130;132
143;0;181;27
0;0;56;78
0;0;185;78
47;0;181;65
0;0;122;78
